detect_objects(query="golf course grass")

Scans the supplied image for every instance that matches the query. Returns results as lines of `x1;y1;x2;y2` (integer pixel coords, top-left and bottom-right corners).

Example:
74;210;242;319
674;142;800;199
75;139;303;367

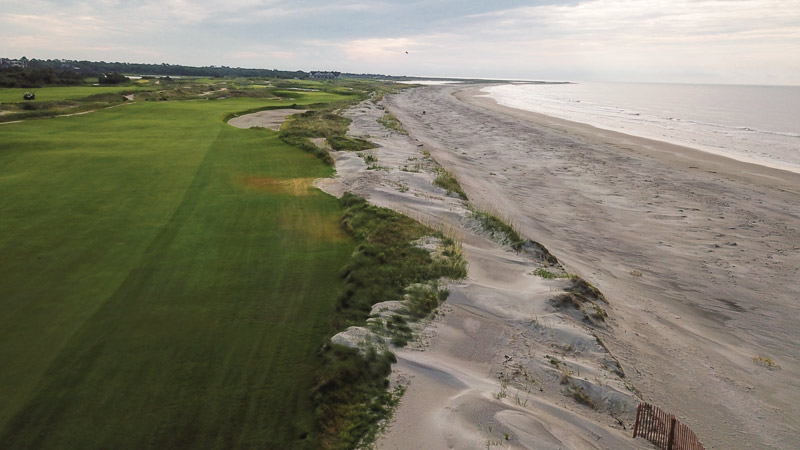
0;92;357;448
0;84;152;103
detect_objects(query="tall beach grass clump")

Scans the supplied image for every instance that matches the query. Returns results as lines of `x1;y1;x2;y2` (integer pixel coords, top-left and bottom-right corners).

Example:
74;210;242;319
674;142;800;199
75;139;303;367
433;167;468;200
469;207;524;251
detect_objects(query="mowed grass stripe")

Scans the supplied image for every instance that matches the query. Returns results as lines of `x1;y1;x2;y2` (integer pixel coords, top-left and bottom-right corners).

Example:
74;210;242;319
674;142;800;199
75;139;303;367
0;101;226;430
0;99;354;448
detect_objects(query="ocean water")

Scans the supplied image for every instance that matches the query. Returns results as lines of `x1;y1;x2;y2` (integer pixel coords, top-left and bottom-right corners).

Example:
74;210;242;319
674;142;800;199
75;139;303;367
483;82;800;173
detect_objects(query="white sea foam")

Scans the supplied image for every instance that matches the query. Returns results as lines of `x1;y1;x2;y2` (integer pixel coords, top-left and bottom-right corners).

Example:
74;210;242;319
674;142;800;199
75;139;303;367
483;82;800;174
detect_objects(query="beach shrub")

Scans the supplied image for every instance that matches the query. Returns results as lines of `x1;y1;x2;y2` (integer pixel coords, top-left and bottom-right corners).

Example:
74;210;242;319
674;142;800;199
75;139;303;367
313;345;399;449
358;152;378;164
335;193;465;325
377;112;407;134
312;193;466;448
469;207;524;250
327;135;376;151
433;167;468;200
753;355;781;370
566;383;596;409
566;277;607;304
532;268;559;279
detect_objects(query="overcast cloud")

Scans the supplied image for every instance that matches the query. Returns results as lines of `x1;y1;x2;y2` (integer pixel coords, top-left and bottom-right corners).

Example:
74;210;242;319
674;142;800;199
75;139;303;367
1;0;799;84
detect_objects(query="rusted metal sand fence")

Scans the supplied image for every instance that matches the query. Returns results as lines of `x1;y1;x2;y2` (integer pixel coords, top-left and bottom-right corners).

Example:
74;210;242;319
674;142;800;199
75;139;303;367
633;402;704;450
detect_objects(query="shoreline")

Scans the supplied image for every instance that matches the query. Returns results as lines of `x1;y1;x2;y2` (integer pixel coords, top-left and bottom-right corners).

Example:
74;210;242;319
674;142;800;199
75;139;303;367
462;85;800;188
382;84;800;449
475;84;800;176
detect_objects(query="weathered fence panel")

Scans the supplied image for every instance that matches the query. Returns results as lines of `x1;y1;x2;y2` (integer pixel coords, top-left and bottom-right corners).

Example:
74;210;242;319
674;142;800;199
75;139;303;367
632;402;704;450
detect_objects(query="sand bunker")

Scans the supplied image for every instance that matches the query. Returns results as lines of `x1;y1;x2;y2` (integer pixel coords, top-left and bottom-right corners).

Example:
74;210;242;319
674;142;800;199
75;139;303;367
228;109;301;131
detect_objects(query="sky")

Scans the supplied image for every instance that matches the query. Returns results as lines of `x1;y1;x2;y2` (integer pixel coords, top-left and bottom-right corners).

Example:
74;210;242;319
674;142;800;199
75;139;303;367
2;0;799;85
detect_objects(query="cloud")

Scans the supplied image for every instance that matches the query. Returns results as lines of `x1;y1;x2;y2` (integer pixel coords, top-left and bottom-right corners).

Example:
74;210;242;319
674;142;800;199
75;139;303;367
333;0;800;83
230;49;295;61
338;37;430;60
1;0;798;83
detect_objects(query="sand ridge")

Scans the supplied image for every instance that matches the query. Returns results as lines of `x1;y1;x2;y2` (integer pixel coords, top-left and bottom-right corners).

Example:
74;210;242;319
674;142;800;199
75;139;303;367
317;99;652;449
381;85;800;449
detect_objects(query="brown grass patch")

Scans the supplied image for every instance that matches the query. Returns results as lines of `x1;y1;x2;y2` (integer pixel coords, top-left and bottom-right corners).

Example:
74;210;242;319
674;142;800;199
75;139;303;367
242;177;316;196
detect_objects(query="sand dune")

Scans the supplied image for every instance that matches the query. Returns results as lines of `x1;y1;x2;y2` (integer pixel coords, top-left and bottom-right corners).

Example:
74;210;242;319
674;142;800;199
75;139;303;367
318;98;653;449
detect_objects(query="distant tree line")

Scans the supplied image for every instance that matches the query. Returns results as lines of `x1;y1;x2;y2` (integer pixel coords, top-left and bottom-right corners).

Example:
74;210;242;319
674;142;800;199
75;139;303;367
15;58;309;79
1;56;404;88
0;67;85;88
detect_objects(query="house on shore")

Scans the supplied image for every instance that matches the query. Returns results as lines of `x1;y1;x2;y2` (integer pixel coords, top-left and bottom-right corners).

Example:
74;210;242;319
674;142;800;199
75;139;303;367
309;71;341;80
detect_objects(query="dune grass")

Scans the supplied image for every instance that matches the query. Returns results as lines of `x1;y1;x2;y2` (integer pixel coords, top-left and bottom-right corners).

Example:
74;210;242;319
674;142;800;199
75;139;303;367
0;94;359;449
433;167;468;200
376;112;407;134
311;193;466;448
469;207;525;250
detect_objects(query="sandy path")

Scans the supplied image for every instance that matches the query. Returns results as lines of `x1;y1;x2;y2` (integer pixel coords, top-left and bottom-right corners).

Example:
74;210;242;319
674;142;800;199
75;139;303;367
383;85;800;449
319;100;653;449
227;108;300;131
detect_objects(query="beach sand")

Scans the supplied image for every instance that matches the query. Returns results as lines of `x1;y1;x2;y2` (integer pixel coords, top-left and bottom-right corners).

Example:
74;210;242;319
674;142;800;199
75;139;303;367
374;85;800;449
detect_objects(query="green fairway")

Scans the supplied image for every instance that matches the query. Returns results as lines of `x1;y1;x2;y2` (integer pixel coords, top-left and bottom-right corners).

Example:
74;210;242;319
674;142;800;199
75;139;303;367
0;95;355;448
0;85;152;103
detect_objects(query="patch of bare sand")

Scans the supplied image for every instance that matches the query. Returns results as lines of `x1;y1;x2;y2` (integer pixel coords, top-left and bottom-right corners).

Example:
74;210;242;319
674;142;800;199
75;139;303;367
199;87;228;96
318;99;651;449
382;85;800;449
227;108;300;131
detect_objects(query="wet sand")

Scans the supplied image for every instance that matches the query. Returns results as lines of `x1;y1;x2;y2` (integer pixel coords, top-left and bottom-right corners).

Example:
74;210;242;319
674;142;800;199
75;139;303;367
380;85;800;449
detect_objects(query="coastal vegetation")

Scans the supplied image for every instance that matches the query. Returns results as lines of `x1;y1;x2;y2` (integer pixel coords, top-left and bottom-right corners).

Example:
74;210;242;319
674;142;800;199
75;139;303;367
376;112;407;134
0;77;417;449
433;166;469;200
313;193;467;448
334;193;466;328
531;268;574;279
753;355;781;370
469;207;524;250
277;84;417;164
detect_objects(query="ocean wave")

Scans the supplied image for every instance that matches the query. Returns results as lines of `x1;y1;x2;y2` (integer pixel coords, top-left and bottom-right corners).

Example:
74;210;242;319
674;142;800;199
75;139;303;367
485;83;800;171
675;118;800;138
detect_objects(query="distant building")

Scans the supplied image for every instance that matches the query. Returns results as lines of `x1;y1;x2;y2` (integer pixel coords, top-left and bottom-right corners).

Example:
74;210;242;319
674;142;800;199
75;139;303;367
309;71;341;80
0;58;28;69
